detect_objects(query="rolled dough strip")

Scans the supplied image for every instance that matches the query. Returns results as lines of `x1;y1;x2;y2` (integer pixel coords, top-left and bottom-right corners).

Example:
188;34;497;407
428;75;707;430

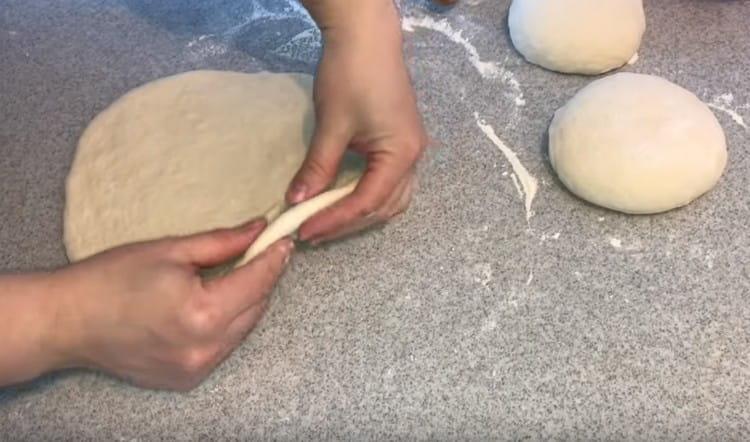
236;180;358;266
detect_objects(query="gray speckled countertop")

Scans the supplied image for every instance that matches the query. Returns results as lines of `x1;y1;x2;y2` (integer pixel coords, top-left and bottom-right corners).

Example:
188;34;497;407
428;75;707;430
1;0;749;439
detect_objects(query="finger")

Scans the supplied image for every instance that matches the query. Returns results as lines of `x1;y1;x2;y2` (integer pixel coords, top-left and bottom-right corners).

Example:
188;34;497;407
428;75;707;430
311;172;414;244
298;150;412;242
286;119;351;204
384;172;417;218
203;239;293;320
223;301;268;350
210;301;268;371
172;219;267;268
370;171;415;220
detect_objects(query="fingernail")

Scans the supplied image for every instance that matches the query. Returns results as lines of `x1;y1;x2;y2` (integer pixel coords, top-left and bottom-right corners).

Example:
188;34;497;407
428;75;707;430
288;183;307;204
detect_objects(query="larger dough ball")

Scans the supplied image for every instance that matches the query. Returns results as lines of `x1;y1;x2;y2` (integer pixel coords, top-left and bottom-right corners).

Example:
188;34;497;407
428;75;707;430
65;71;362;262
549;73;727;214
508;0;646;75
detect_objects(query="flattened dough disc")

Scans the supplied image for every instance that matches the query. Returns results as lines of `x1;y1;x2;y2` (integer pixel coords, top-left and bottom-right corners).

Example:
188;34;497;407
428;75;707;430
65;70;362;263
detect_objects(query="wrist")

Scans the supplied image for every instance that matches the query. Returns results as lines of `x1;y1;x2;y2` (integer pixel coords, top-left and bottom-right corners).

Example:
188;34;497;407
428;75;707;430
0;272;81;385
307;0;402;50
38;269;89;372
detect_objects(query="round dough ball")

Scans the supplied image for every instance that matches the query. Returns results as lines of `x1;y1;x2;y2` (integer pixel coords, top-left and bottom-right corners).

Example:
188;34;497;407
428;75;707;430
549;73;727;214
65;71;361;261
508;0;646;75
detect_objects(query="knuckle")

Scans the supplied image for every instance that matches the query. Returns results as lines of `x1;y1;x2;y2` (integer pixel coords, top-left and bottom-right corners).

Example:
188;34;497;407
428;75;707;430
384;187;414;220
154;269;189;294
179;347;214;376
358;202;379;218
354;195;382;217
402;137;427;162
254;251;277;272
236;264;276;304
181;302;222;338
389;201;410;219
374;212;391;224
399;186;415;211
303;156;335;181
256;261;281;292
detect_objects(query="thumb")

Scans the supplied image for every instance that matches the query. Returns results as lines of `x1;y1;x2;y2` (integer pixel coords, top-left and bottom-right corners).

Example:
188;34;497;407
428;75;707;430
173;218;267;268
287;123;349;204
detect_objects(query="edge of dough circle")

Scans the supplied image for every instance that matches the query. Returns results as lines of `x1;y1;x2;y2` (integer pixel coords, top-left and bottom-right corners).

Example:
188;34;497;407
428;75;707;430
65;70;363;267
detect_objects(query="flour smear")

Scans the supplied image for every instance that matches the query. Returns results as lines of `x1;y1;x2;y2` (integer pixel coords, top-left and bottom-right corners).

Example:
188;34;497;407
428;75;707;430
707;93;748;130
475;113;538;221
185;35;228;62
184;1;321;64
402;15;526;106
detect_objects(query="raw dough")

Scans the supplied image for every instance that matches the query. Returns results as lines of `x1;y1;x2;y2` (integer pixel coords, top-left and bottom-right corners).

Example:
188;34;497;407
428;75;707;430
238;180;357;266
549;73;727;214
508;0;646;75
65;70;362;263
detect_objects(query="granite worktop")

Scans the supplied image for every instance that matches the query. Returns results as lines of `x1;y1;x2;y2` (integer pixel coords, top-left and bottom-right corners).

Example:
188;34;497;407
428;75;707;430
1;0;749;439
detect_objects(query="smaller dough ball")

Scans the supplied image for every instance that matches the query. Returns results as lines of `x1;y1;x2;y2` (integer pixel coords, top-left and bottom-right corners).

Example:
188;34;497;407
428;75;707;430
549;73;727;214
508;0;646;75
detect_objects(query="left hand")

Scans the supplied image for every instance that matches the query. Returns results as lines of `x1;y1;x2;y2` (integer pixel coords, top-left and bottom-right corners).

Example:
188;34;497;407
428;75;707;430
289;0;428;244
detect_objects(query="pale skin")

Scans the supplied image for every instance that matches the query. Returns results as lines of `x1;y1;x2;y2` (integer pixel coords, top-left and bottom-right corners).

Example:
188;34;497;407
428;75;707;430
0;0;427;390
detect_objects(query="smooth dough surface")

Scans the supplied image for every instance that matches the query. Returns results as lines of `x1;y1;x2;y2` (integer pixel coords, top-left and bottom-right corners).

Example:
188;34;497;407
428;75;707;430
508;0;646;75
549;73;727;214
65;70;362;262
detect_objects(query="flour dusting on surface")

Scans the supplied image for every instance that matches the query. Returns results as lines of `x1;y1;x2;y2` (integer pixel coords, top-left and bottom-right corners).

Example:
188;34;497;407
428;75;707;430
609;237;623;249
185;35;228;61
225;1;316;34
471;262;494;287
475;113;538;221
182;0;321;65
510;173;524;199
272;28;322;64
707;93;748;130
540;232;561;242
403;15;525;106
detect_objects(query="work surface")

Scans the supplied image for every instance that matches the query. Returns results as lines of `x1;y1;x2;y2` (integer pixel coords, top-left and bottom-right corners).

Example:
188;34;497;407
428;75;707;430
1;0;749;439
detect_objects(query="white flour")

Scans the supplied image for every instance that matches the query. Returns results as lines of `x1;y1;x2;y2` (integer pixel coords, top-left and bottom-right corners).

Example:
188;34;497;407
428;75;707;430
707;93;748;130
402;15;526;106
185;35;228;62
184;1;321;64
510;173;524;199
272;28;322;64
475;113;538;222
226;1;315;34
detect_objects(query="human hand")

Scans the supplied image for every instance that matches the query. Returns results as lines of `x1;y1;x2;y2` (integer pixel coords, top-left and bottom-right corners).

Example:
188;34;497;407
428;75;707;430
290;0;428;244
50;219;293;391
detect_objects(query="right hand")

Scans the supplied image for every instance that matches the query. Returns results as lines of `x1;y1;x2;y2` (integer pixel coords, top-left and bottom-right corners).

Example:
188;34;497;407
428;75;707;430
292;0;427;244
49;219;293;391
